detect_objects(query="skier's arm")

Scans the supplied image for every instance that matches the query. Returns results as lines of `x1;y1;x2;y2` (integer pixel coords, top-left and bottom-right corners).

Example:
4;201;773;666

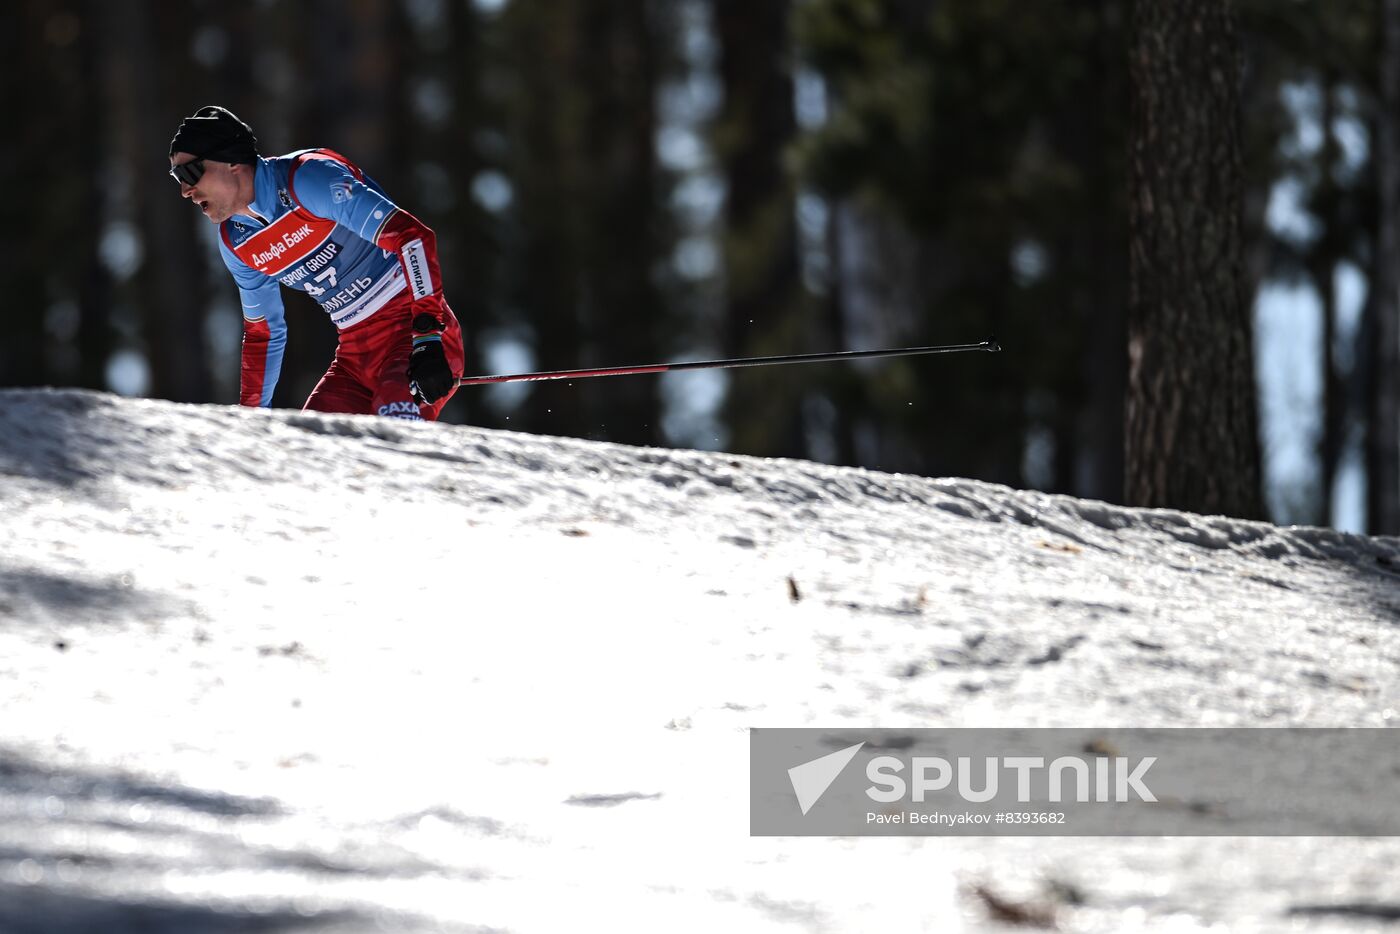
372;207;456;402
219;238;287;408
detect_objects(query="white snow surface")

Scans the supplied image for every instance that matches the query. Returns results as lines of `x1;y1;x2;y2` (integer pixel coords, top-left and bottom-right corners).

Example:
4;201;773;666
1;388;1399;933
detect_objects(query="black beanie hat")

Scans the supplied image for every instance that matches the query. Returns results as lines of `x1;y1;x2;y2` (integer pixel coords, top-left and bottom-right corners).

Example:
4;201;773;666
169;105;259;164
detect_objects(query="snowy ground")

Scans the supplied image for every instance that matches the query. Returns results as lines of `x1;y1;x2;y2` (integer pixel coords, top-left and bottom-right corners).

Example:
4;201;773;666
0;388;1398;933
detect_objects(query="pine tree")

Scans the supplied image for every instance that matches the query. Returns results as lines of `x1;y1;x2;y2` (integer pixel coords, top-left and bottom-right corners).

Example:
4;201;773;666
1126;0;1265;518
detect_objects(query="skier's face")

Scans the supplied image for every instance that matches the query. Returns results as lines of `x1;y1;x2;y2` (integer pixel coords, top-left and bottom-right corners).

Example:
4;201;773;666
170;152;244;224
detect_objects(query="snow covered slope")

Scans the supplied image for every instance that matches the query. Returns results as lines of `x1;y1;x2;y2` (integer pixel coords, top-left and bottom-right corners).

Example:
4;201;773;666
1;388;1398;933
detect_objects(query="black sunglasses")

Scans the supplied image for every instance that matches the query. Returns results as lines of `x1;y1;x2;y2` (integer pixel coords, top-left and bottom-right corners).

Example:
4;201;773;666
169;158;206;186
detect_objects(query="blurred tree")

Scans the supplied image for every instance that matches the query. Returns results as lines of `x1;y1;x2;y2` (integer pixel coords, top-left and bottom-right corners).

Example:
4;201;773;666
73;0;115;392
3;0;114;392
1312;65;1347;523
1127;0;1264;518
794;0;1128;495
813;198;861;467
113;1;213;403
1239;0;1381;527
1373;0;1400;532
1050;0;1130;500
712;0;808;459
433;0;500;426
497;0;674;446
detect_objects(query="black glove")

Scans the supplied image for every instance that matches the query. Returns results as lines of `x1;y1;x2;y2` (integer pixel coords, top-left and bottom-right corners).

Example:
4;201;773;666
408;315;454;405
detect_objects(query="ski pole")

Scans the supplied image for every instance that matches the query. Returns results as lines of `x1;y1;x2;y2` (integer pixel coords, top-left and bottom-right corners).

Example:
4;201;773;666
454;337;1001;387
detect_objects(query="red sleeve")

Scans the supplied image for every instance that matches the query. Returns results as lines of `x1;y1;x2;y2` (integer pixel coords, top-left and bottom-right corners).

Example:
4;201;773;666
240;317;273;407
376;209;446;328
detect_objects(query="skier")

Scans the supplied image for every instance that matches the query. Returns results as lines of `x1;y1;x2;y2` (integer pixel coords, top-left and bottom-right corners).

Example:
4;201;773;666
168;105;463;421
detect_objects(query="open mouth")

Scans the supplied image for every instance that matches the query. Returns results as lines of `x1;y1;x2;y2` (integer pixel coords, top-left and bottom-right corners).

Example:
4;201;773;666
198;200;211;213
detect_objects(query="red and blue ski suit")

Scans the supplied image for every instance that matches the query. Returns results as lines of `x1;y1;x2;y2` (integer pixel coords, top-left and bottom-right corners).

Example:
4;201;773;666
217;149;464;420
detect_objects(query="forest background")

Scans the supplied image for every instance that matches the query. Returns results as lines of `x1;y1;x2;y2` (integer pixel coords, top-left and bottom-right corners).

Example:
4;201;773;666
6;0;1397;533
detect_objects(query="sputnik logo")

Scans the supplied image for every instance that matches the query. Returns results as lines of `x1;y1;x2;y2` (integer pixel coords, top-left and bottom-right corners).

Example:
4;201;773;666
788;742;864;815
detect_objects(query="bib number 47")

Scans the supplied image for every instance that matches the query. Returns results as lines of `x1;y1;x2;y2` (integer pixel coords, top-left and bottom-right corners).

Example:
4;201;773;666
303;265;338;297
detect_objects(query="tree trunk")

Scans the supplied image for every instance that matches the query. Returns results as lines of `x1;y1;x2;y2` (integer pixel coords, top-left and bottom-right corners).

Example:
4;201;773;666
1313;69;1344;527
576;0;666;447
118;0;212;403
1071;0;1128;503
4;0;111;390
503;2;585;437
500;0;671;445
74;0;114;390
1372;0;1400;534
440;0;492;426
1126;0;1265;519
713;0;805;459
820;201;858;466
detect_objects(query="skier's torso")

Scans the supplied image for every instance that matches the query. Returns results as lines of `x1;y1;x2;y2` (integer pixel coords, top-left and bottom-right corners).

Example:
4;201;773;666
220;150;405;330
